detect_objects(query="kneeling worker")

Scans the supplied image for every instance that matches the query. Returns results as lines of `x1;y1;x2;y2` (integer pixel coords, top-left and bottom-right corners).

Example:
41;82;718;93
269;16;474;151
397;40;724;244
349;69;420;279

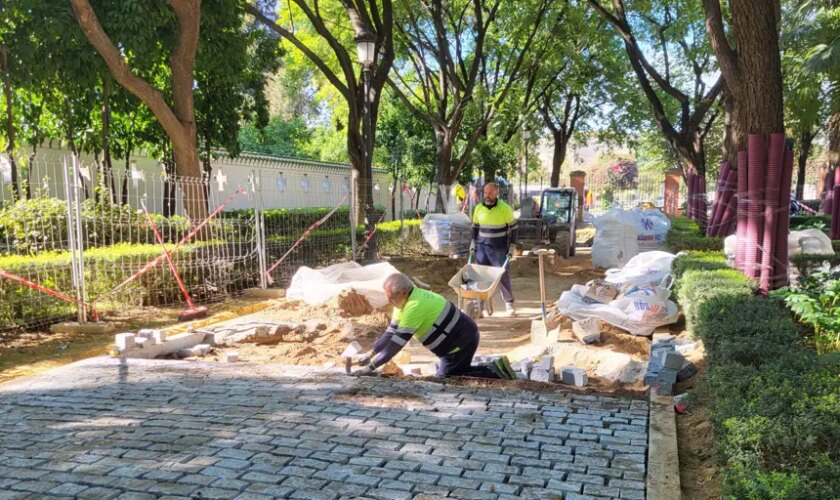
353;273;516;379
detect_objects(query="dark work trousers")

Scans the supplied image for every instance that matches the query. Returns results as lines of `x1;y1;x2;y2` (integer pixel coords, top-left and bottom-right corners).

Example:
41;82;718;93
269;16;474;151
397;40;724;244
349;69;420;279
436;318;500;379
475;243;514;304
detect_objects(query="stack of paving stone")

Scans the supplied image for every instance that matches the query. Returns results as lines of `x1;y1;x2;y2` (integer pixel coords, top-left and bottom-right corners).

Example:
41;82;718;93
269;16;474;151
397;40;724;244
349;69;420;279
644;333;697;395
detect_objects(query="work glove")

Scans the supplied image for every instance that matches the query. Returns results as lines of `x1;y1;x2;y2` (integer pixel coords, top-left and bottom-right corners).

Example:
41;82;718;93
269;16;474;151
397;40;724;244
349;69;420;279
508;244;516;259
469;240;476;253
355;351;373;366
352;365;378;377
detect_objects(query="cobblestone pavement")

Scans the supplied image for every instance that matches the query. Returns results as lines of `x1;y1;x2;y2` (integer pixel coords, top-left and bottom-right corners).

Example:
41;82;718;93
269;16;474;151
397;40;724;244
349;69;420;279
0;358;649;500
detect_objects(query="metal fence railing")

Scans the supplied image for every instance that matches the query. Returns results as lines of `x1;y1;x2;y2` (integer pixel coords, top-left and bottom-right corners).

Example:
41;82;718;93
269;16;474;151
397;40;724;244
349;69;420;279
581;170;667;215
0;150;442;336
6;151;751;335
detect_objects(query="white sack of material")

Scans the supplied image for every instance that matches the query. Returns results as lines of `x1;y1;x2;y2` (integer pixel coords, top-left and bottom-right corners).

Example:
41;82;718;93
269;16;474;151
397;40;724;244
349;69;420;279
592;209;640;268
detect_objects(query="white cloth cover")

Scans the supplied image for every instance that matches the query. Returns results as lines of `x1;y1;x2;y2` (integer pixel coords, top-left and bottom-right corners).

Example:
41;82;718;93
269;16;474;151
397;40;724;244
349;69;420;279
285;261;399;308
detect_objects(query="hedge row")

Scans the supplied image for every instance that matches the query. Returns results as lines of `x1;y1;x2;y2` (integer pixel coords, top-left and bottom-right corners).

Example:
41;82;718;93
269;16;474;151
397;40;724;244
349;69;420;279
674;252;840;498
790;214;832;231
0;218;429;329
665;216;723;252
0;197;257;254
0;242;257;329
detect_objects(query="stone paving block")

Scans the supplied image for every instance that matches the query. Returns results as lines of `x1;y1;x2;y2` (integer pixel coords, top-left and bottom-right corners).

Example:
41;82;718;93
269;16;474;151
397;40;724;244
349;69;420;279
436;488;489;500
508;474;546;487
77;487;125;500
366;488;414;500
584;483;621;497
148;481;198;496
9;480;59;493
211;478;250;490
115;493;157;500
46;482;89;496
346;474;382;487
622;470;645;481
281;476;327;490
564;493;606;500
529;367;554;383
232;494;273;500
553;462;588;475
620;487;646;499
192;487;243;499
289;489;338;500
546;478;584;493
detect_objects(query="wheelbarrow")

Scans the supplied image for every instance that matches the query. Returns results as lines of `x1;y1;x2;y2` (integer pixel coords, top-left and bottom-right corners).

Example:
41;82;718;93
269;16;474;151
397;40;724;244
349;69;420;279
448;252;509;320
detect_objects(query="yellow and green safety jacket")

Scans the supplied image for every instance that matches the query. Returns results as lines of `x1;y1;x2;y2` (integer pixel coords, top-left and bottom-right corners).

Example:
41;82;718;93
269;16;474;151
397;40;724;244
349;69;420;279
472;199;518;248
370;287;474;368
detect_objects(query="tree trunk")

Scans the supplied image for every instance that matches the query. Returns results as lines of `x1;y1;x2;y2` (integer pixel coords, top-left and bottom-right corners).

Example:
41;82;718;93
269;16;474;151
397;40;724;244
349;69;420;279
101;74;116;204
347;104;367;225
435;127;455;211
731;1;784;145
721;88;739;165
0;43;19;199
483;164;495;184
827;112;840;167
550;131;569;188
69;0;206;221
704;0;783;156
172;141;206;222
391;169;397;220
796;129;813;200
66;137;90;200
122;155;130;205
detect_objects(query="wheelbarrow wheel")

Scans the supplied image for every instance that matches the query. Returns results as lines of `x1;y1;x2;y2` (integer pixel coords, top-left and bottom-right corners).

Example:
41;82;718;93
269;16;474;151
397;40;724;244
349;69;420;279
465;300;482;320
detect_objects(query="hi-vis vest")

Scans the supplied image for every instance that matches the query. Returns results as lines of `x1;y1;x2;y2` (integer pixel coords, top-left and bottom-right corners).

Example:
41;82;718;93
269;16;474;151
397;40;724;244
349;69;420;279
472;200;517;248
386;288;465;357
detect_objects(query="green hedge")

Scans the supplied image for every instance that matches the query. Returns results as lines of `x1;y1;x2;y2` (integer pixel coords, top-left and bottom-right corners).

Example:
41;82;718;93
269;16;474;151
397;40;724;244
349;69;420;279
665;216;723;252
789;253;840;278
0;197;259;254
790;214;832;233
675;252;840;498
0;203;430;327
0;242;256;329
375;220;427;256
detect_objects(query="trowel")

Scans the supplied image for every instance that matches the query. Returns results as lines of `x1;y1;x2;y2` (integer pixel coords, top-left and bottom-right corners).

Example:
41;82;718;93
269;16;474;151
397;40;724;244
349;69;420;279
341;341;362;374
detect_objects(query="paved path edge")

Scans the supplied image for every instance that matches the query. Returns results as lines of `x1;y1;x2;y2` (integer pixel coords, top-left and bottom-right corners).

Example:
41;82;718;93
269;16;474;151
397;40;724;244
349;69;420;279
646;392;680;500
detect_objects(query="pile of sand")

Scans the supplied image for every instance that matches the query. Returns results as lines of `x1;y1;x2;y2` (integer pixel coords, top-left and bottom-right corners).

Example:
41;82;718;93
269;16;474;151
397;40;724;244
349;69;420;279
331;289;374;317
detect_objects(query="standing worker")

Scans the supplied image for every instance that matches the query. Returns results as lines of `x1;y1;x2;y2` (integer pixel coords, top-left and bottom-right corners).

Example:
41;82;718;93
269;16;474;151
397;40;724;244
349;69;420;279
352;273;516;379
470;182;518;316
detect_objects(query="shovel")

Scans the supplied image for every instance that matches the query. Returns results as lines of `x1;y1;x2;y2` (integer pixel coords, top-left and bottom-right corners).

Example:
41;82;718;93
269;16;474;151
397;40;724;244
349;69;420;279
530;248;550;344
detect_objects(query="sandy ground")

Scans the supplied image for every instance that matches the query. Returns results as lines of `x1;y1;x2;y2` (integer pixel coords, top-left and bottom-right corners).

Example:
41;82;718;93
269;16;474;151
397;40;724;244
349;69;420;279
672;330;720;499
0;243;715;494
197;248;661;395
0;298;269;384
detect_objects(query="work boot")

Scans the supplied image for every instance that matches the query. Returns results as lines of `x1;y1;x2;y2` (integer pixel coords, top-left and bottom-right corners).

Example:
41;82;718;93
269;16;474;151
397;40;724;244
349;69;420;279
498;356;517;380
492;357;516;380
503;302;516;317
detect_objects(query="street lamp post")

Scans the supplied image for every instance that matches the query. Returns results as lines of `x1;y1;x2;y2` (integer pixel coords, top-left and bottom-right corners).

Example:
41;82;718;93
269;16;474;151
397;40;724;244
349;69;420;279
356;31;377;261
522;129;531;209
